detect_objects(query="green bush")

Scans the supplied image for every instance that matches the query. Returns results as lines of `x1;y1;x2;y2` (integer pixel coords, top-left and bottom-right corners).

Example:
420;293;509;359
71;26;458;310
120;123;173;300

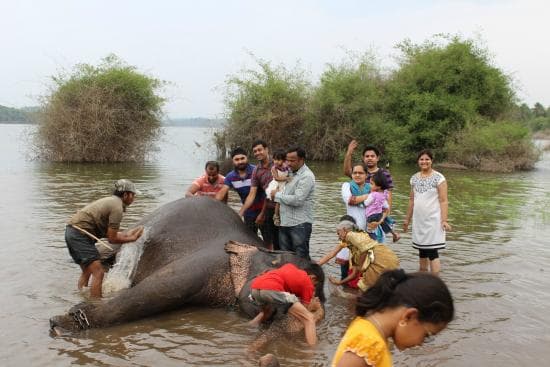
305;53;387;160
221;57;310;154
34;54;165;162
386;35;516;159
445;119;539;171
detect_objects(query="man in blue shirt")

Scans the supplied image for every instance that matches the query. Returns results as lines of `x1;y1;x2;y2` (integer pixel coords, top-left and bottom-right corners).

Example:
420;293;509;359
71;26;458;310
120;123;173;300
216;147;266;237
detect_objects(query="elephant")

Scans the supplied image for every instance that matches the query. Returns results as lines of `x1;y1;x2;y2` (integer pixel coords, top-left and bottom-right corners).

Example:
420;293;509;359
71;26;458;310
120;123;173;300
50;196;325;348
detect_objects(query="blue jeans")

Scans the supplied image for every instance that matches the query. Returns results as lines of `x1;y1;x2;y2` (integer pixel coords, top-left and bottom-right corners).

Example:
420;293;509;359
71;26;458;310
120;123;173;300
278;222;312;259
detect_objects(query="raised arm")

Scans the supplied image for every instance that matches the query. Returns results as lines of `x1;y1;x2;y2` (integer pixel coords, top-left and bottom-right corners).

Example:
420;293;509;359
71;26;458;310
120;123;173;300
343;140;358;178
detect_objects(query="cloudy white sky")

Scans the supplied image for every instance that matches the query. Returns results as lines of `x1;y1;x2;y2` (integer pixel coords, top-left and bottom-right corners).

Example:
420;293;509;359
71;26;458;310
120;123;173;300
1;0;548;118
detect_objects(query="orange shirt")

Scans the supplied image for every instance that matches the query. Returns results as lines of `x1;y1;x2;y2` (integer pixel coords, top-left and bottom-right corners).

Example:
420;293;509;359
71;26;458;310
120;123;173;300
191;174;225;197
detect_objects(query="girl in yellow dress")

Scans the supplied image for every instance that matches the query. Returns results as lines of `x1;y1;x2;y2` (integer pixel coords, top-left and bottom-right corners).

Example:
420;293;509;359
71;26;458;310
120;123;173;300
332;269;454;367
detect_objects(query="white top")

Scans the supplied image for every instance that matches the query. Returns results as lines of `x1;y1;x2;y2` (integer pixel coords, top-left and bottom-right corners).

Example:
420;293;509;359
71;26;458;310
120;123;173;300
411;171;446;248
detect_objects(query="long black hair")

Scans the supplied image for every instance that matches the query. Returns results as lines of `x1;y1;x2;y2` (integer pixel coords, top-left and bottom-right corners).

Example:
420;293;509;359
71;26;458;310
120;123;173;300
304;262;326;303
356;269;454;324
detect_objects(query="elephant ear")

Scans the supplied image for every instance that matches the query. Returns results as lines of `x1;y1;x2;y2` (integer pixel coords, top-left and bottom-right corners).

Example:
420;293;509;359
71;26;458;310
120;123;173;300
224;241;259;298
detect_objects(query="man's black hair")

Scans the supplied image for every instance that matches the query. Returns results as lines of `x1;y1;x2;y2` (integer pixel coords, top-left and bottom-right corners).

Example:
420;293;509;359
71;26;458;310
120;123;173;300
251;139;268;149
231;147;248;158
205;160;220;170
362;145;380;157
287;146;306;160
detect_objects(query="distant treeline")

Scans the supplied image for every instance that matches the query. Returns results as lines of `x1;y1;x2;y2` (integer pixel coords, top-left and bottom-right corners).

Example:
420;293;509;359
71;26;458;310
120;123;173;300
0;105;37;123
164;117;224;127
0;104;224;128
218;35;543;172
516;102;550;136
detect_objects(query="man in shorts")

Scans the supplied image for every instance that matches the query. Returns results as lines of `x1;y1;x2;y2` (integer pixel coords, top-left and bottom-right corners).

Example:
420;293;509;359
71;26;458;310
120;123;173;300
64;179;144;298
249;262;324;346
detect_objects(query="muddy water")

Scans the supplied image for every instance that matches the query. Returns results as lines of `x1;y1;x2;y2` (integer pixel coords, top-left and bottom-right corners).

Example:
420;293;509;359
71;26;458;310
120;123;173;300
0;124;549;366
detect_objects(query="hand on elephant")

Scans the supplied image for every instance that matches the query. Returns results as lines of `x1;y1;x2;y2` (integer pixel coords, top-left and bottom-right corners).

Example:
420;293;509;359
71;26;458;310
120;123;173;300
127;226;144;240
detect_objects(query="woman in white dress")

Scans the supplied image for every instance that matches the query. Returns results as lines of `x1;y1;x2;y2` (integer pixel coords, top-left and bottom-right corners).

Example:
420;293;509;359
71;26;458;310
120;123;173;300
403;150;451;275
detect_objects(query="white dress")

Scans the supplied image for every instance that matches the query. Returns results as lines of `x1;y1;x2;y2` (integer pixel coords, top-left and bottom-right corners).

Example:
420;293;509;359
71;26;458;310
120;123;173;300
410;171;446;249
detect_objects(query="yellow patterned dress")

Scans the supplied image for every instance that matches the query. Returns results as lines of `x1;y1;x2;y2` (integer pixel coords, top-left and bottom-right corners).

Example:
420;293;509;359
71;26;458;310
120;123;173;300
331;317;392;367
343;231;400;291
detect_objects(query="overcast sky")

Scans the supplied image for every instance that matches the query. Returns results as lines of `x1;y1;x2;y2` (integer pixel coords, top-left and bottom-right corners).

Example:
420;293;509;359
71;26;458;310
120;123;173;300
1;0;548;118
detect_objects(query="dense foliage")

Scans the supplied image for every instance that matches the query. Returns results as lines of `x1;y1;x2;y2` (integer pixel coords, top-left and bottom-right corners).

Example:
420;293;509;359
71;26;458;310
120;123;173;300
305;53;386;160
34;55;165;162
219;35;539;171
445;119;538;172
219;58;310;155
385;36;515;156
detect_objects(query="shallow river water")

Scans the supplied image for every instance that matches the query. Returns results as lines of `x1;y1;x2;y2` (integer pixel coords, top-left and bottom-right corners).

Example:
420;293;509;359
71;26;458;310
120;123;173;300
0;124;549;366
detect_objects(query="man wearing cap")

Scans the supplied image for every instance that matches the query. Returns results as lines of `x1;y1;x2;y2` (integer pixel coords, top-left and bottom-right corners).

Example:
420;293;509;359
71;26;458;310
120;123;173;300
64;179;144;298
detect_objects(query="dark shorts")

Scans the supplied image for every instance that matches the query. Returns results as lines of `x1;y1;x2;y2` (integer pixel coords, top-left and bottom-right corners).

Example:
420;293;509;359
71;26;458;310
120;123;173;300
244;215;275;247
250;288;297;317
65;225;100;266
260;207;279;249
418;248;440;260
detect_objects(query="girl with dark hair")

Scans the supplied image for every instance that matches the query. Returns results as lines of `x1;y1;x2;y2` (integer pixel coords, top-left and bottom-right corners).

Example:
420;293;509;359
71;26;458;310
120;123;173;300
332;269;454;367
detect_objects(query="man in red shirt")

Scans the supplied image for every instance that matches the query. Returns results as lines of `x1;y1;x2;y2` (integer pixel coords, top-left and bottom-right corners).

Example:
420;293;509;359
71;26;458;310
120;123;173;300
249;263;324;345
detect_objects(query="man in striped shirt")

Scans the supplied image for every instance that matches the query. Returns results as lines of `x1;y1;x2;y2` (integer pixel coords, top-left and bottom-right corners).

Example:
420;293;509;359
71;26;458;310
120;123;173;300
216;147;266;237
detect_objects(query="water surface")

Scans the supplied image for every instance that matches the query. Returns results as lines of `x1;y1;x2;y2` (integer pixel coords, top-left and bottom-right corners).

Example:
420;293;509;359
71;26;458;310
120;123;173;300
0;124;549;366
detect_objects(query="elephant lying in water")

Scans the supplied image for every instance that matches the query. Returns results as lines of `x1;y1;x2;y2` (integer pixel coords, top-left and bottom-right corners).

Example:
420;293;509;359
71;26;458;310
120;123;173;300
50;196;325;348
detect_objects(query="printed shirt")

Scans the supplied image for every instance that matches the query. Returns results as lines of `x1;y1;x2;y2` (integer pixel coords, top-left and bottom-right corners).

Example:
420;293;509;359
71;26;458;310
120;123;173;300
68;195;124;238
224;164;264;218
191;174;225;197
274;163;315;226
331;317;392;367
250;263;314;305
251;160;275;209
366;168;394;190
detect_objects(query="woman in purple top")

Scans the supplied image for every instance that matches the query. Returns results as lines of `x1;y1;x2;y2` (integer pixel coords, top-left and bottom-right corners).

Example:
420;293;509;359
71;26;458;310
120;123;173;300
364;171;400;242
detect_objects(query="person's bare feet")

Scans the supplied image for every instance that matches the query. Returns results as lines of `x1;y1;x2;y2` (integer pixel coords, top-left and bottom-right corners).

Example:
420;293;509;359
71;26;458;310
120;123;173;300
392;232;401;243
